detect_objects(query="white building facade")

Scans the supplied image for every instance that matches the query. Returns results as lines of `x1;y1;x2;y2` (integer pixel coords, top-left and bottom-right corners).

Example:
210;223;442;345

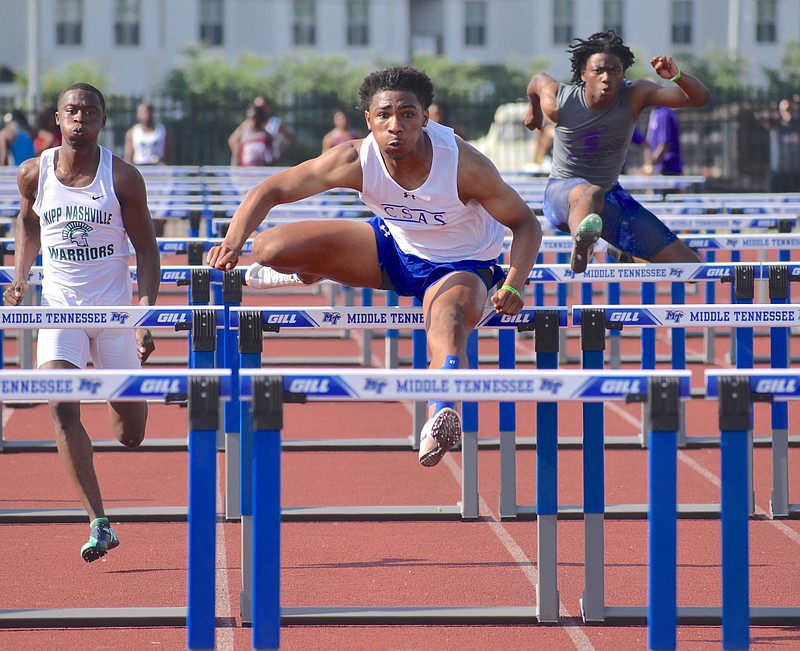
1;0;798;98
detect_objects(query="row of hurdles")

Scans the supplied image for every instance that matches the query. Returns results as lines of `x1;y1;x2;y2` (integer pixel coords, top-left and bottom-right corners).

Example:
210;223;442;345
0;260;798;523
0;221;798;650
0;365;796;650
0;292;796;636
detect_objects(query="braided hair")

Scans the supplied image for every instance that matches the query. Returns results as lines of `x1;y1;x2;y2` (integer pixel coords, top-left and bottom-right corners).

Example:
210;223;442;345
357;66;434;112
567;30;635;84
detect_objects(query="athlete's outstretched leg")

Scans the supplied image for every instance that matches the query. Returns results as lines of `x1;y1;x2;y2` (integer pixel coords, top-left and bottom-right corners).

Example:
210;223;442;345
247;220;382;289
566;183;606;273
418;271;487;467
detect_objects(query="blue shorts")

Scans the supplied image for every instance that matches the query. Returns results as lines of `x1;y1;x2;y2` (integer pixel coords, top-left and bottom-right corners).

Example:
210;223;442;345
542;178;678;260
367;216;505;302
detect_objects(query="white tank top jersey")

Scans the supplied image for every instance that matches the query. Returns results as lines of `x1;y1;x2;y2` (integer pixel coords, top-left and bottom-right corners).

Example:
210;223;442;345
359;119;505;262
131;123;167;164
33;146;133;306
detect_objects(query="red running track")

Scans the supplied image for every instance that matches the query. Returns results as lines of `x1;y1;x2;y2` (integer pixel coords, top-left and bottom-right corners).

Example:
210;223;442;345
1;273;800;650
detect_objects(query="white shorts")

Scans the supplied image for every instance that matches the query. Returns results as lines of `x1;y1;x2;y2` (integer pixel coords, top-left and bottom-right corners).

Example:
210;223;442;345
37;327;140;370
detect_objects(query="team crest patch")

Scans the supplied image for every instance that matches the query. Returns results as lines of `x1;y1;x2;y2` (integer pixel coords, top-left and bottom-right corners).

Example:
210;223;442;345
61;221;93;246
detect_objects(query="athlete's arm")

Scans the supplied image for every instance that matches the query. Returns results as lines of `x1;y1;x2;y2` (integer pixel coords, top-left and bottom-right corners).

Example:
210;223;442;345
0;128;9;166
632;56;710;113
227;125;243;161
161;128;173;164
207;140;364;271
116;158;159;360
457;141;542;316
3;159;41;306
123;127;134;162
524;73;560;131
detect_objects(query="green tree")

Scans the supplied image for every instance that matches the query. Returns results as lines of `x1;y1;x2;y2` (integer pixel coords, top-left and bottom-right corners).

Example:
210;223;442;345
38;59;110;104
160;44;269;106
409;54;543;138
674;48;749;98
762;40;800;97
263;55;368;106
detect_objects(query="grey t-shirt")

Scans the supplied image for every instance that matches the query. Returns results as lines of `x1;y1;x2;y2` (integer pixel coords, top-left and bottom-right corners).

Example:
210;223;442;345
550;80;636;190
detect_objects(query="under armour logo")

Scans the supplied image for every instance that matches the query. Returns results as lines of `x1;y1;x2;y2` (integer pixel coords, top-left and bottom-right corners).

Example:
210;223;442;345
403;192;416;200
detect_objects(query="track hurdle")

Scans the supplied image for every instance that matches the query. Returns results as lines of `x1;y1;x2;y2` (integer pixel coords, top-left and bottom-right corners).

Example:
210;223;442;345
0;266;213;370
0;368;231;651
761;264;800;516
225;305;567;522
237;368;690;644
0;305;223;457
703;369;800;650
573;303;800;521
523;261;770;369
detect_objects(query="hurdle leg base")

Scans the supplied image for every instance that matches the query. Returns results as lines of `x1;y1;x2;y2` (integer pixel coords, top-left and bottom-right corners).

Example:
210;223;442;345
580;594;605;624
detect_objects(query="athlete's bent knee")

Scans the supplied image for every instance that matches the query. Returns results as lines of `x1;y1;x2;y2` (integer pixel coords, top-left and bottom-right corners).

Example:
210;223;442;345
252;232;287;267
118;429;145;448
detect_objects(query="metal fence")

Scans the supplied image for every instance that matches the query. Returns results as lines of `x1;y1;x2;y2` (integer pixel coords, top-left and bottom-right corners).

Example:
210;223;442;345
0;94;777;191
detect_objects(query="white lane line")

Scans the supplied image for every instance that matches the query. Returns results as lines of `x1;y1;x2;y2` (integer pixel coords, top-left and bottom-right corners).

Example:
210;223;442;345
3;405;13;428
215;462;235;650
443;454;596;651
607;401;800;546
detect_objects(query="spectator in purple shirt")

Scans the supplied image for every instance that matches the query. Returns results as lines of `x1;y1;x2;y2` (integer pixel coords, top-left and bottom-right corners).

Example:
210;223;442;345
644;106;683;175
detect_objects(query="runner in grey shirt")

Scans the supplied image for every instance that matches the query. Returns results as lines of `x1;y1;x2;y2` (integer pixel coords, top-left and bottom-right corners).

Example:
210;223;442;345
524;30;710;272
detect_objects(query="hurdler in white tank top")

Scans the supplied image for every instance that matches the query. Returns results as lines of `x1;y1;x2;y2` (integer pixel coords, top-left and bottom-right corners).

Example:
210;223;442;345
33;146;132;306
359;119;505;263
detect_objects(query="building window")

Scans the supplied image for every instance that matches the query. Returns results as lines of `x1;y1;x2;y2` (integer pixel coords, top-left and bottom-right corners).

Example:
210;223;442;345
671;0;692;45
756;0;777;43
293;0;317;46
553;0;573;44
464;1;486;46
603;0;624;38
56;0;83;46
200;0;224;46
347;0;369;46
114;0;140;46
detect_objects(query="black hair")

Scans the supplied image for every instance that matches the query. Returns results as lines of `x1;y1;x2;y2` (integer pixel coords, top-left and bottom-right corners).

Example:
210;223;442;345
34;105;57;132
250;102;268;125
57;82;106;112
357;66;434;112
8;109;33;133
567;30;635;84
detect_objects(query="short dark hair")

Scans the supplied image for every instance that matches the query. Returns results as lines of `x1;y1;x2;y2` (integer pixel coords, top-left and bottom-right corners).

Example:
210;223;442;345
567;30;635;84
57;83;106;112
357;66;434;112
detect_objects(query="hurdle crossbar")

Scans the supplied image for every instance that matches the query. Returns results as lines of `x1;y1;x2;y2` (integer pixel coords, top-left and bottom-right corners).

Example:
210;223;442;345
0;306;224;457
238;368;690;640
223;307;568;523
0;369;230;650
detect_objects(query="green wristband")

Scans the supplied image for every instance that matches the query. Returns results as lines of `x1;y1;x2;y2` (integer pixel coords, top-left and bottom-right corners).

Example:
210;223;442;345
669;67;682;82
501;284;522;298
